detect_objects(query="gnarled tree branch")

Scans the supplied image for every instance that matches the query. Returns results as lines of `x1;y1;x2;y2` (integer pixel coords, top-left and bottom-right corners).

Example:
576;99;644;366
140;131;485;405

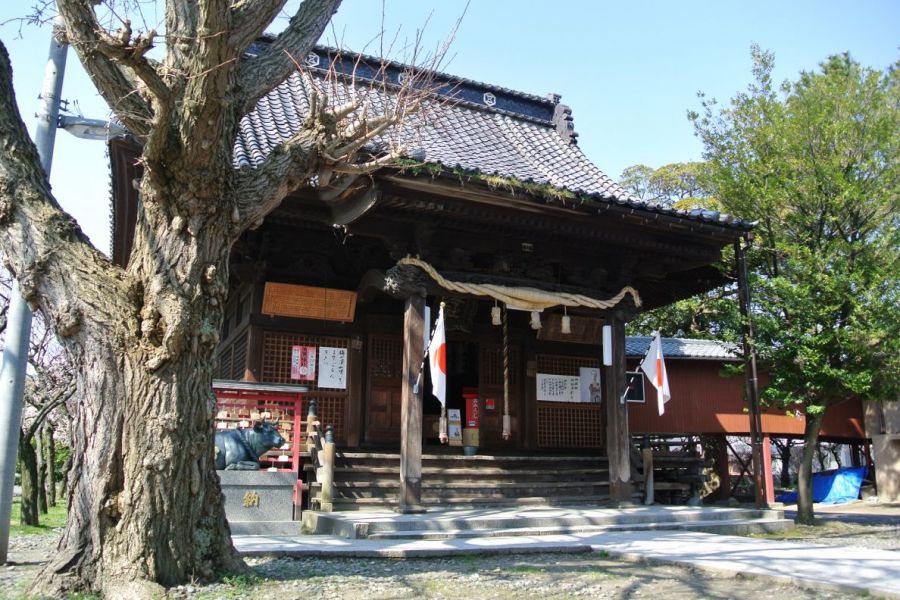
233;128;319;234
229;0;287;55
56;0;157;138
235;0;341;115
0;41;131;341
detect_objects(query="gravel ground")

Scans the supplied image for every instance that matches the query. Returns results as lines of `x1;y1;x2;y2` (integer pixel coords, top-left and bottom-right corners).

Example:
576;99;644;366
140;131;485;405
4;522;898;599
749;520;900;551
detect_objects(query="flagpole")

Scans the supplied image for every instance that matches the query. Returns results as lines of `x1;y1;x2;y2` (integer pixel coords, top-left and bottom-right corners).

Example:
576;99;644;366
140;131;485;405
418;301;449;443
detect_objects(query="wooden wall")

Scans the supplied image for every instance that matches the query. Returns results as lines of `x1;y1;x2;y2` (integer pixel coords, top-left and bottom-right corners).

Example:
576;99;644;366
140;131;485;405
626;358;867;440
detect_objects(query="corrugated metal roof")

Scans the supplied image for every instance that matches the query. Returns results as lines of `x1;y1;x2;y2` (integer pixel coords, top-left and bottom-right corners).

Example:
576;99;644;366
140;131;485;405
625;336;741;361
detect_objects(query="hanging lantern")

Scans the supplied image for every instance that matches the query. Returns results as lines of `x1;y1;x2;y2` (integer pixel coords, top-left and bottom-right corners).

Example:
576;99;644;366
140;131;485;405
491;301;502;326
530;310;542;330
561;306;571;334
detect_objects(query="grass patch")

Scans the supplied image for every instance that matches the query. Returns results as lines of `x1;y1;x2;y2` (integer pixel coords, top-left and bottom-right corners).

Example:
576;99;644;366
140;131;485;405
749;524;828;540
8;498;66;536
506;565;545;575
221;573;265;588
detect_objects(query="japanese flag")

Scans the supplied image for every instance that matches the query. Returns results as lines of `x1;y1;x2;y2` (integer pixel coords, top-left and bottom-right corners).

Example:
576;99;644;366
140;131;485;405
640;331;671;415
427;304;447;407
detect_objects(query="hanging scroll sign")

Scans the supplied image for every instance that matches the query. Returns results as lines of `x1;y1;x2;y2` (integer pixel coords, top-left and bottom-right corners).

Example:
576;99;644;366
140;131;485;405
318;347;348;389
536;373;581;402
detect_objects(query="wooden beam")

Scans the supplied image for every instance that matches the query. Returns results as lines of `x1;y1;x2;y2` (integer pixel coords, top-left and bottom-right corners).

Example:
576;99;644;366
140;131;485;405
716;434;731;501
762;433;775;505
604;313;632;503
398;294;426;512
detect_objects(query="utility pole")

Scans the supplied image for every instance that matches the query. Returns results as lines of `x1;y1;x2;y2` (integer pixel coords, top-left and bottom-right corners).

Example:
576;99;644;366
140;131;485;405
735;234;766;508
0;20;67;564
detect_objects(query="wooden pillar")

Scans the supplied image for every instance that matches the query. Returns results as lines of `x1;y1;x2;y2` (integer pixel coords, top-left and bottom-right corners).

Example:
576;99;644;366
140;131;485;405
346;336;363;448
716;434;732;501
243;324;263;382
604;313;632;503
761;433;775;504
399;294;425;512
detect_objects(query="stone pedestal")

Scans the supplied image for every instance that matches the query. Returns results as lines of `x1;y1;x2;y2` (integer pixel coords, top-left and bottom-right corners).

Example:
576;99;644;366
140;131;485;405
218;471;298;524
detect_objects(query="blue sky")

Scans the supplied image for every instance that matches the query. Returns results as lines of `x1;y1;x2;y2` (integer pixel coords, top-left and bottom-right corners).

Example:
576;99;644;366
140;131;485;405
1;0;897;254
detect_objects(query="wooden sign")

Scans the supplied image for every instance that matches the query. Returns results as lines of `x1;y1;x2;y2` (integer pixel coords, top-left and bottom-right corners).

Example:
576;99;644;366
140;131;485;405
447;409;463;446
536;373;581;402
262;282;357;322
537;314;605;344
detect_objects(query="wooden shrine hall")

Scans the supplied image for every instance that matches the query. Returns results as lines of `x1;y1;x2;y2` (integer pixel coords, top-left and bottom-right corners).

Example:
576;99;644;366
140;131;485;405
109;45;757;511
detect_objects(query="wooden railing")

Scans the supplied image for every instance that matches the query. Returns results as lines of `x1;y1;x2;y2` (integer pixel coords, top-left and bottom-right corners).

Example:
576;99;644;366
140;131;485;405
634;436;711;505
305;399;336;512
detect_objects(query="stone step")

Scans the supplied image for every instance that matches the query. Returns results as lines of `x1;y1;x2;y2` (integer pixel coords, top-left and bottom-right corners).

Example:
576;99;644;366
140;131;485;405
342;507;782;535
328;494;615;511
365;517;793;540
306;506;784;538
333;466;609;477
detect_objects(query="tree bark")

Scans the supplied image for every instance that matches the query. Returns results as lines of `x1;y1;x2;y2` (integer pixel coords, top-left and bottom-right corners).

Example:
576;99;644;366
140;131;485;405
796;411;826;525
36;422;48;514
776;438;794;488
0;0;370;593
18;430;39;527
45;423;57;507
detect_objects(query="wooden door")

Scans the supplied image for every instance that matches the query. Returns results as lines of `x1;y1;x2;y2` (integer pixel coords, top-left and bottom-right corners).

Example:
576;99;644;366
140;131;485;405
365;334;403;444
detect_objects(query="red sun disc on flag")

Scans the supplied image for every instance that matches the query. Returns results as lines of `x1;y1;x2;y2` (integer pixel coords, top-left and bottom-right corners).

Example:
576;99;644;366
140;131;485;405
436;343;446;374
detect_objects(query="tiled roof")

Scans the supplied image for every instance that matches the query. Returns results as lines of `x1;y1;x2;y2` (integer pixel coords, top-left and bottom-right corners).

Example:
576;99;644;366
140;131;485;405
235;45;753;230
625;336;741;361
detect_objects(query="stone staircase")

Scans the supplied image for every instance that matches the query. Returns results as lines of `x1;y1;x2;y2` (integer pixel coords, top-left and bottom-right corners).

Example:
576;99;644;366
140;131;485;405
306;451;614;510
303;505;793;540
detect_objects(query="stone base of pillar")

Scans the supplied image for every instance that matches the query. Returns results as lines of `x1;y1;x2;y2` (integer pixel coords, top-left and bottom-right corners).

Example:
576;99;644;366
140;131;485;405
394;504;427;514
609;479;633;504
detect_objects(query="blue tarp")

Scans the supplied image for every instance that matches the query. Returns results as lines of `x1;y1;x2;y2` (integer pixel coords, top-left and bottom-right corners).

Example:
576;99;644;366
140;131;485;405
776;466;868;504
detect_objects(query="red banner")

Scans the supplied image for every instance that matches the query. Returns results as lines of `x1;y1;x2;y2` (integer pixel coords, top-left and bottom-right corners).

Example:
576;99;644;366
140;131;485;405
291;345;317;381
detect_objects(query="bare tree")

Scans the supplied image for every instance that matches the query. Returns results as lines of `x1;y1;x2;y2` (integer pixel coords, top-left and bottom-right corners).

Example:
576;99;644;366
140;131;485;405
0;0;452;596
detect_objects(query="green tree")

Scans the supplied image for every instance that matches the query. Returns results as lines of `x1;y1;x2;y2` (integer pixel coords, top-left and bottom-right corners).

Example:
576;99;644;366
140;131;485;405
690;47;900;524
618;161;715;208
620;162;737;340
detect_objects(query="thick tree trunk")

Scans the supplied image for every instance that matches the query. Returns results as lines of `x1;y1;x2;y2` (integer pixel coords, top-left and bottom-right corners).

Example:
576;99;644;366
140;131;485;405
18;431;39;527
778;439;793;488
34;214;244;597
796;411;826;525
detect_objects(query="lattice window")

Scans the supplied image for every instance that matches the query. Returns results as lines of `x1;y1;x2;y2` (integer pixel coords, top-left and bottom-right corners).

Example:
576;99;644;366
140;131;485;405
536;354;599;376
216;328;248;381
369;335;402;380
479;344;520;389
537;404;603;448
231;332;248;380
261;332;349;442
535;353;603;448
305;394;346;443
261;332;349;389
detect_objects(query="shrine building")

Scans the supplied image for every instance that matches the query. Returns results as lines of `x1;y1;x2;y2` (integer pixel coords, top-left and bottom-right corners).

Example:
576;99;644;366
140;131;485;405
108;44;866;512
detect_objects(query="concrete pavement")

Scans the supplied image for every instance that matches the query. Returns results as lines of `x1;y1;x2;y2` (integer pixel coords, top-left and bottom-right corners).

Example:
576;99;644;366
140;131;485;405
233;527;900;598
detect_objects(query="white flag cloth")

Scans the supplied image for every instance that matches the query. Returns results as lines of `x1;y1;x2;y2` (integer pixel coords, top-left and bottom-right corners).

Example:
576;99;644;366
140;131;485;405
640;332;671;415
427;304;447;407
